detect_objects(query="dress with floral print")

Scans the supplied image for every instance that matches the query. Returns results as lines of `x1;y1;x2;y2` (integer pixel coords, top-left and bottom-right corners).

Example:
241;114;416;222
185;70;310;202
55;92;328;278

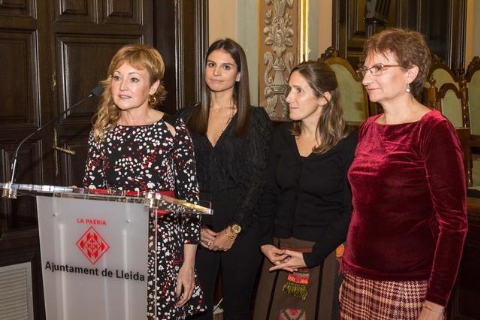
83;116;205;319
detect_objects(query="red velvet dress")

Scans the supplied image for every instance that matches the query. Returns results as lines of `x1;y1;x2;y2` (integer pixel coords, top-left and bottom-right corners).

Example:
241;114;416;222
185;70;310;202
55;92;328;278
343;110;468;306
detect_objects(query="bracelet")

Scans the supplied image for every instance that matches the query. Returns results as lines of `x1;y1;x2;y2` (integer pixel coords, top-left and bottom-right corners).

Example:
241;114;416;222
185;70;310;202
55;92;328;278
225;229;237;241
423;304;444;314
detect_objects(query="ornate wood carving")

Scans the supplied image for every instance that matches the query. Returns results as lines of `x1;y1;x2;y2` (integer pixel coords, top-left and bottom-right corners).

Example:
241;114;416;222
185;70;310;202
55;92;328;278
259;0;298;120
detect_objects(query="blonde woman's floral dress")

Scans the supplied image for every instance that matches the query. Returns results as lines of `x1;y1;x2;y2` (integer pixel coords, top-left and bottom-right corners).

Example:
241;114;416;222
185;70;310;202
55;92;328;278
83;115;205;319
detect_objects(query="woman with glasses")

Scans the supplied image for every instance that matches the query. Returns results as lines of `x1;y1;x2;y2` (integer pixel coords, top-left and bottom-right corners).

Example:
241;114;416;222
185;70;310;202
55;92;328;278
253;60;357;320
340;28;468;320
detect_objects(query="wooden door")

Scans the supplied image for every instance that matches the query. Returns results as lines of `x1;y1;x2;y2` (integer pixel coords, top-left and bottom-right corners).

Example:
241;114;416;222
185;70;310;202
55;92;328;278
51;1;157;188
0;1;207;319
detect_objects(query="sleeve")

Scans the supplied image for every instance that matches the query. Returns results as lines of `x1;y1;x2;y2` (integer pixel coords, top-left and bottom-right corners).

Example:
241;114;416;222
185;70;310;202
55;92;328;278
231;107;273;229
304;131;358;267
258;125;283;246
422;120;468;306
83;130;106;189
174;104;194;123
173;118;202;244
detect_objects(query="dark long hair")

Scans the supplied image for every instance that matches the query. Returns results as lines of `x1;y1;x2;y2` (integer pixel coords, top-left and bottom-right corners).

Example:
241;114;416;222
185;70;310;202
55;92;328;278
187;38;251;137
290;61;350;154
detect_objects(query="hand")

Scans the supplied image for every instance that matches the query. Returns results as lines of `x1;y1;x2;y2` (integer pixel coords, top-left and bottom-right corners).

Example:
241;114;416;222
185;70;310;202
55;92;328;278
418;300;444;320
175;263;195;306
199;227;217;250
261;244;289;267
268;249;306;272
207;227;236;252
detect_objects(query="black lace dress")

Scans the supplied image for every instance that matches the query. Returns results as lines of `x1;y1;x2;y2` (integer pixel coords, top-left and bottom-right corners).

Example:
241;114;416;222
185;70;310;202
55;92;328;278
83;116;205;319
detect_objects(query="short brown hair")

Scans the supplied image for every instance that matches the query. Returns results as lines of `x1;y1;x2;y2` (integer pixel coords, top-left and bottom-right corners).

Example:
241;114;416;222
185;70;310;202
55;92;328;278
363;28;431;96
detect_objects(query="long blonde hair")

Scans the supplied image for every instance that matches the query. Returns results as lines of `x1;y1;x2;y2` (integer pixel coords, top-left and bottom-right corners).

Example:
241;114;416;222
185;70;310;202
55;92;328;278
92;43;167;141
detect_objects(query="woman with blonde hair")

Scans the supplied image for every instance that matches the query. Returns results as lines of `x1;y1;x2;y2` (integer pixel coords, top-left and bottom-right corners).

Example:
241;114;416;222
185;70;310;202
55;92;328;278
83;43;205;319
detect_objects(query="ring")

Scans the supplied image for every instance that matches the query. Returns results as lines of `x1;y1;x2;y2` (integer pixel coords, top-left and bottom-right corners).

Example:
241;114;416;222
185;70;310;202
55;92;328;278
206;241;211;246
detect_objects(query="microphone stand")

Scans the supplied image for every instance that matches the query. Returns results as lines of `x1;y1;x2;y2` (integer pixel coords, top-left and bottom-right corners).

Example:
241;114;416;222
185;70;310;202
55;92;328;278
2;86;104;199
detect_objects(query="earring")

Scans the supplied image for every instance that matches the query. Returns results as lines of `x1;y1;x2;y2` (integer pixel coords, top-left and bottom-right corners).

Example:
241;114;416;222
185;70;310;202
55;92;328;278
148;94;158;106
406;84;411;93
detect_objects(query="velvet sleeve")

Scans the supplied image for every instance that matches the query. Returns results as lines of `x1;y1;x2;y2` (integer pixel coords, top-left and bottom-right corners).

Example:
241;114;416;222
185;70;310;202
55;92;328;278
230;107;273;229
304;131;357;267
422;120;468;306
173;118;201;245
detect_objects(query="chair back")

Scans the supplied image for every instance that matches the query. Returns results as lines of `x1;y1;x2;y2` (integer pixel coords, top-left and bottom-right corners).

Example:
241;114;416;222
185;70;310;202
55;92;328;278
437;82;467;128
424;60;459;109
319;48;369;125
466;57;480;137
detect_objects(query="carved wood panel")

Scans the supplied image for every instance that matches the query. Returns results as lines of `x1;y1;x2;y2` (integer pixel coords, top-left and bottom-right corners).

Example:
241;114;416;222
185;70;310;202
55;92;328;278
55;37;141;186
51;0;152;189
55;0;97;22
0;0;34;17
0;1;47;233
102;0;144;25
0;35;39;127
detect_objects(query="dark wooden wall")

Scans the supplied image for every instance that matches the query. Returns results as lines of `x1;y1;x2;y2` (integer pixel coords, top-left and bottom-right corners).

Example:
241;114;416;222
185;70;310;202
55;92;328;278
332;0;466;71
453;198;480;320
0;1;207;319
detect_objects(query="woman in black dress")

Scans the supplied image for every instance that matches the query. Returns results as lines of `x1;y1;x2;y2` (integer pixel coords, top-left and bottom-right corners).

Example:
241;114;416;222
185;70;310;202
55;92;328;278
253;61;357;320
178;38;272;320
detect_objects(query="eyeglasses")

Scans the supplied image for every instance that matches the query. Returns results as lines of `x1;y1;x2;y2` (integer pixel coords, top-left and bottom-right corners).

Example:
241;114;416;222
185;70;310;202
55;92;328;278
356;63;402;79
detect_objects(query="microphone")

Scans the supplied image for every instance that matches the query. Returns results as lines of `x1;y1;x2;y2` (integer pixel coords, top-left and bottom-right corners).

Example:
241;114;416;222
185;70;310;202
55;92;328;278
2;85;104;199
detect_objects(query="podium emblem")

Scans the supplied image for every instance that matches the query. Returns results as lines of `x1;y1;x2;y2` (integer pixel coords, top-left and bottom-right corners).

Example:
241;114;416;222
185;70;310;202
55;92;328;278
76;226;110;264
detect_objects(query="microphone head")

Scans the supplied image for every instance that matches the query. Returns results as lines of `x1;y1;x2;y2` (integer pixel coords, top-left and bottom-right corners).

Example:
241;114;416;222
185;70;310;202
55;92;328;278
90;85;105;97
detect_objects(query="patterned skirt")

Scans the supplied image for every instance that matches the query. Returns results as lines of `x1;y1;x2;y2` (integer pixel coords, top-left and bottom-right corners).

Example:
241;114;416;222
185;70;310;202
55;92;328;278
146;211;205;319
253;237;343;320
339;272;445;320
